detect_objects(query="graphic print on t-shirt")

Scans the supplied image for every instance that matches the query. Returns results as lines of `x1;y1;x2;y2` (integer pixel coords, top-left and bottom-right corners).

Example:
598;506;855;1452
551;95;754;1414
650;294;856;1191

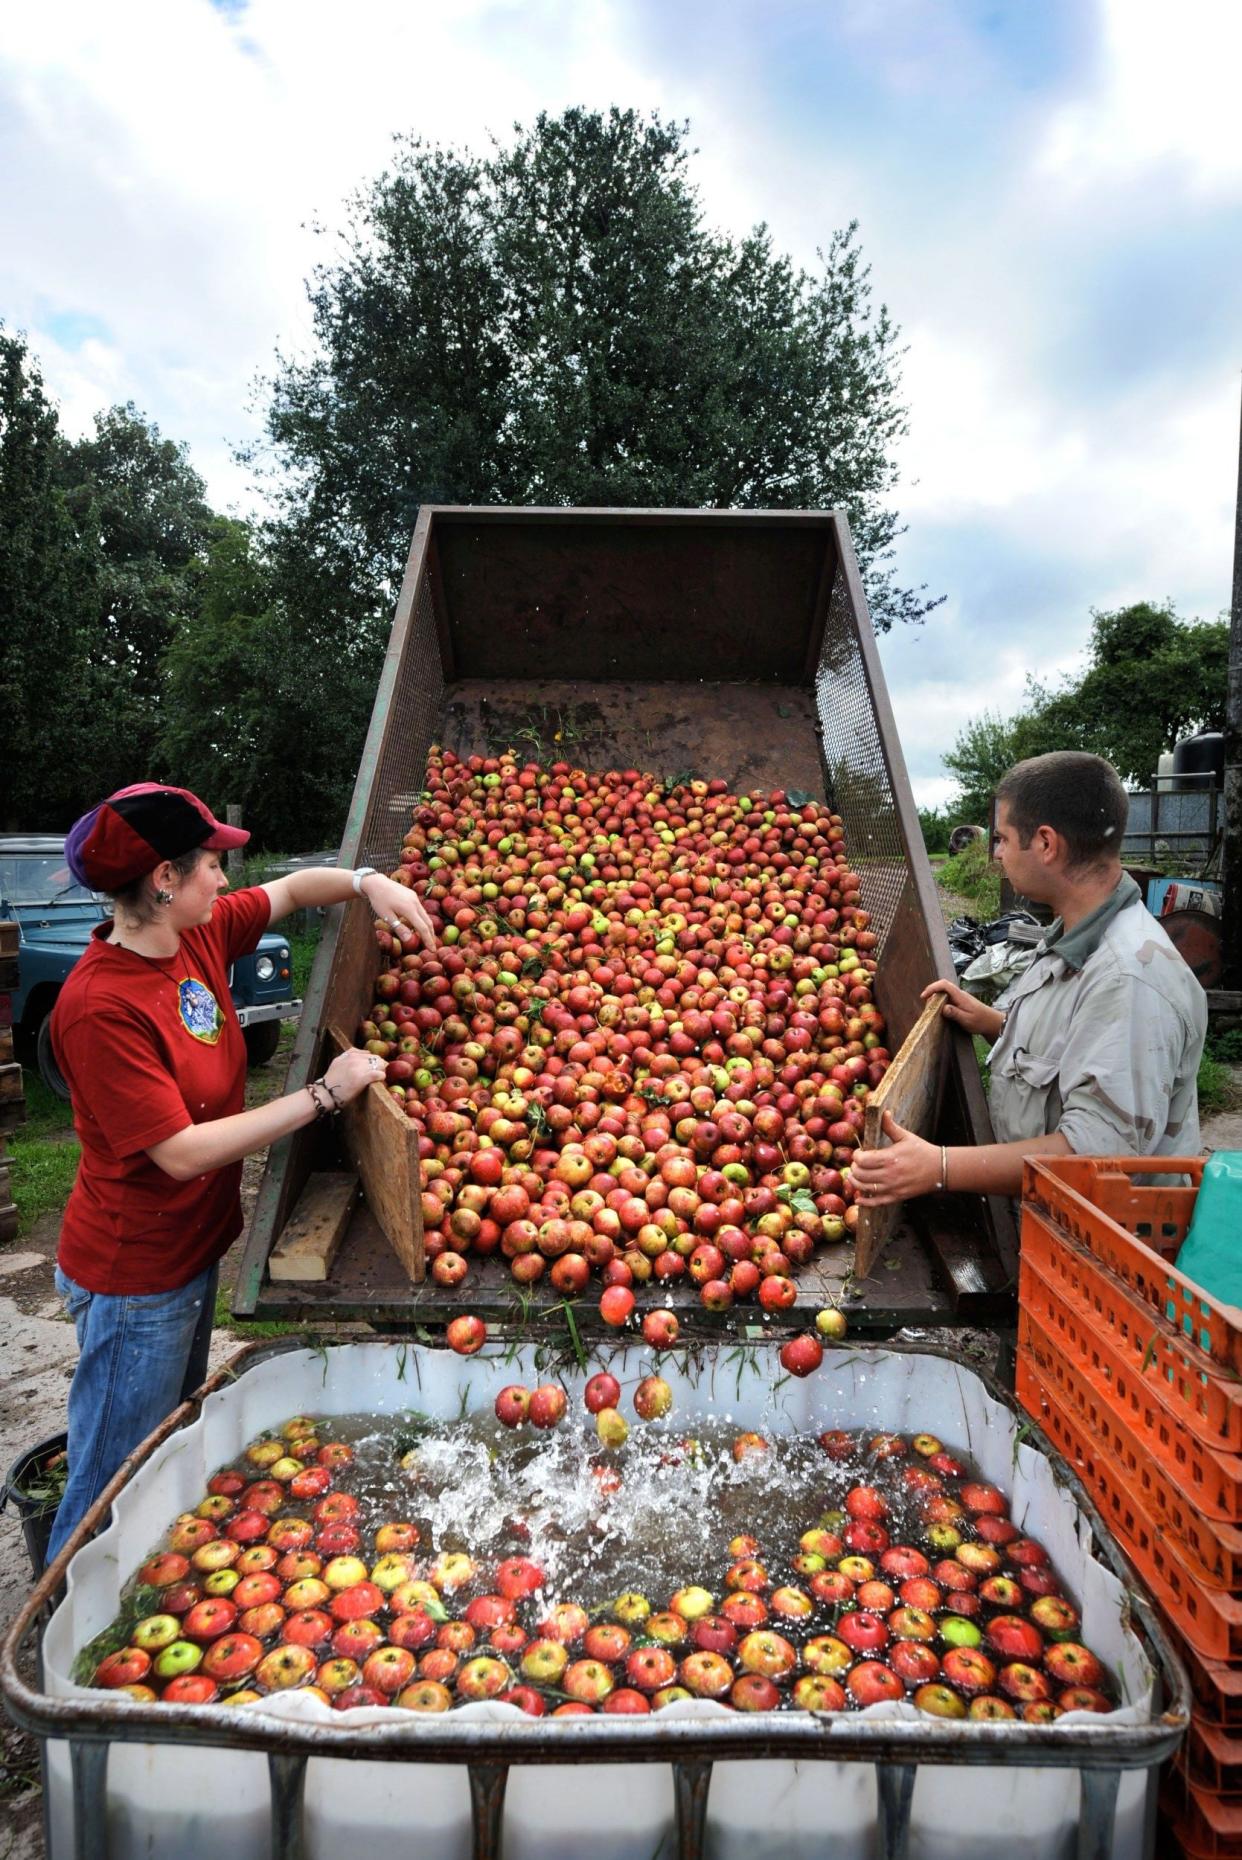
177;976;223;1044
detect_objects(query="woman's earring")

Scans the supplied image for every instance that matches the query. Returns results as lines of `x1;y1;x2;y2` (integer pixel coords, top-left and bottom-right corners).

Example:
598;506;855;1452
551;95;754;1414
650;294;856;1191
155;888;174;905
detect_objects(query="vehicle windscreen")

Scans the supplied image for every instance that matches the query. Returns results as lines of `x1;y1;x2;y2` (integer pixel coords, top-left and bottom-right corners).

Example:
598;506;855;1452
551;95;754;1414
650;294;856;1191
0;855;98;907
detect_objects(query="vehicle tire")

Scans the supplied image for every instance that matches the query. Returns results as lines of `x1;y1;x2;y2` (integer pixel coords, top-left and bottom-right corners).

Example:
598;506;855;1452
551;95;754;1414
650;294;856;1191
36;1015;72;1101
244;1021;282;1068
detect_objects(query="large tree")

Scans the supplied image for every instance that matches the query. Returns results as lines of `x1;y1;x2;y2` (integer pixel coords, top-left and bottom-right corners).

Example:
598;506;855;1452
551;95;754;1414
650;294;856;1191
57;404;215;786
0;330;91;826
160;517;377;849
259;107;935;636
943;602;1229;819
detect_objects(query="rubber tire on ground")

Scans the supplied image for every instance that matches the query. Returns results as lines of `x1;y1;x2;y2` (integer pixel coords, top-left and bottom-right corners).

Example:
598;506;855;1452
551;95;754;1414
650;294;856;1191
244;1021;281;1067
36;1015;72;1100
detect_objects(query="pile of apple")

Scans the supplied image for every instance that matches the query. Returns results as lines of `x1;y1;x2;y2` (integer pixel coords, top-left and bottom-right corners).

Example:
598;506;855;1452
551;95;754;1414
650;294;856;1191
359;749;889;1317
86;1413;1116;1721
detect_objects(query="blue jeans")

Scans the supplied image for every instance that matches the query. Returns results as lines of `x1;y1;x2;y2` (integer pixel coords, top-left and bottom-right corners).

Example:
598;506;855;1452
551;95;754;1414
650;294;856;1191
47;1262;219;1563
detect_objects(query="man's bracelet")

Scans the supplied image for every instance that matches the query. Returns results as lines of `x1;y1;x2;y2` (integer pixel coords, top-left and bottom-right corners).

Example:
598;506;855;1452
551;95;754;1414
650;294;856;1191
939;1144;949;1192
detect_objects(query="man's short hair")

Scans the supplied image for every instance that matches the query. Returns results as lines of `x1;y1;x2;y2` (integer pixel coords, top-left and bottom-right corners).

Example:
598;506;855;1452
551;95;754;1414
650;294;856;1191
996;752;1128;870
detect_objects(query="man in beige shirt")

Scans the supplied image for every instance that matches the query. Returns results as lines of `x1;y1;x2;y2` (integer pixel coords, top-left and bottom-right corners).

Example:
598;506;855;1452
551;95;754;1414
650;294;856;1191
850;751;1208;1207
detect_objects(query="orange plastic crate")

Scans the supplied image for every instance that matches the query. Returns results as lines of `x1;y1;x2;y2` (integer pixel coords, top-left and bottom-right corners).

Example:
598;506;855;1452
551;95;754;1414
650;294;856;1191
1017;1286;1242;1523
1164;1624;1242;1735
1188;1721;1242;1796
1171;1758;1242;1849
1020;1204;1242;1454
1017;1347;1242;1660
1161;1774;1242;1858
1013;1332;1242;1591
1023;1155;1242;1378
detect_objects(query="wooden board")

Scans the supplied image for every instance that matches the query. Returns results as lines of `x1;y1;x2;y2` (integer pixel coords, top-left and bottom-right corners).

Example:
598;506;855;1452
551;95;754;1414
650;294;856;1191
269;1171;359;1282
0;923;17;959
326;1026;424;1283
855;995;947;1280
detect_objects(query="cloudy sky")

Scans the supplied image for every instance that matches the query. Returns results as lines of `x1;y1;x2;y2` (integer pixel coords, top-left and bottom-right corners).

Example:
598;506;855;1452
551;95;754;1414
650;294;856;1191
3;0;1239;807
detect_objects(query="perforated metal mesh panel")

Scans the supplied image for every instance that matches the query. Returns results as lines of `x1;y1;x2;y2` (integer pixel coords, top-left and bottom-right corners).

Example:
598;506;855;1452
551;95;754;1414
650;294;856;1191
814;565;930;972
357;570;445;868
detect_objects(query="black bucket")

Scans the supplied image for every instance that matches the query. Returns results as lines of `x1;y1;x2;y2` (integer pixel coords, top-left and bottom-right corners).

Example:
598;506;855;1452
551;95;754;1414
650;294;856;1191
1;1432;68;1580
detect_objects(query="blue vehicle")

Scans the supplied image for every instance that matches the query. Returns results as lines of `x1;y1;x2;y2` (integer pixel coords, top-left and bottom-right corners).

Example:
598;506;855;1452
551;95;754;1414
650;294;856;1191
0;836;301;1097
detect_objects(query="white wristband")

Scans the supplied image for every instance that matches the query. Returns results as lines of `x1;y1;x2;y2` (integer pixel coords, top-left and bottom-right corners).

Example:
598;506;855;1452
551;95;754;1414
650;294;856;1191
352;866;378;896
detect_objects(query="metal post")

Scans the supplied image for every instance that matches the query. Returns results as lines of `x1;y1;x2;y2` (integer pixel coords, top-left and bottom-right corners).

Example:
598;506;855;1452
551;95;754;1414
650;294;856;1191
267;1753;307;1860
1076;1767;1121;1860
1223;379;1242;990
227;805;245;886
468;1763;508;1860
673;1758;713;1860
875;1762;917;1860
69;1740;109;1860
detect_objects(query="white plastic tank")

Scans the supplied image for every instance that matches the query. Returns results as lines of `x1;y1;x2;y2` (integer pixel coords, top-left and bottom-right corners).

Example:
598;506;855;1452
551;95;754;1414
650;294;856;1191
38;1343;1165;1860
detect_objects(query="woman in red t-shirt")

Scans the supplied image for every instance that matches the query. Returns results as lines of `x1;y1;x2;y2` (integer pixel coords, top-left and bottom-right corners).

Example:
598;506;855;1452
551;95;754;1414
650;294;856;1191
46;783;433;1563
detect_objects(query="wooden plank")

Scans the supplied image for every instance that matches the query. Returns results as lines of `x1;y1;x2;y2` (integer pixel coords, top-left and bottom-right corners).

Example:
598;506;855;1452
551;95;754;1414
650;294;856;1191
0;1101;26;1134
0;1062;24;1104
0;1026;12;1067
326;1025;424;1283
855;995;947;1280
269;1171;359;1283
0;922;18;959
0;958;18;993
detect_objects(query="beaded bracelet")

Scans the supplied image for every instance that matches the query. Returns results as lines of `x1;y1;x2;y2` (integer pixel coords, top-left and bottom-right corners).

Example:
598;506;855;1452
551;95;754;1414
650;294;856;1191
306;1078;338;1120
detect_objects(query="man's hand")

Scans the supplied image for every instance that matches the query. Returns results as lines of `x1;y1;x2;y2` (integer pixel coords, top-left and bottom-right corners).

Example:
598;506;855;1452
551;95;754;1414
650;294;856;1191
921;979;1004;1042
848;1112;941;1208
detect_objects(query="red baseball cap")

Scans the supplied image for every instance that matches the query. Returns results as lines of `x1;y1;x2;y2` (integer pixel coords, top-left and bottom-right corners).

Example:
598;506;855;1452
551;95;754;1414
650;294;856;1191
65;784;250;892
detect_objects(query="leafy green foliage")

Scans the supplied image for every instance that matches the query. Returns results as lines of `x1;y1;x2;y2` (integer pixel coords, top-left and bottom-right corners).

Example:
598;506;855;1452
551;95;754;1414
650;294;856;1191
944;602;1228;816
918;806;951;854
936;837;1001;917
259;107;938;638
0;331;91;827
159;517;371;848
6;1070;79;1244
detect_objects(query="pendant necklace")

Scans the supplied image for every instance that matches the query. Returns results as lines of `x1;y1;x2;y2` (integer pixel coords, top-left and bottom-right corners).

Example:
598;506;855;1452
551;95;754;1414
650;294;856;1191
110;935;186;986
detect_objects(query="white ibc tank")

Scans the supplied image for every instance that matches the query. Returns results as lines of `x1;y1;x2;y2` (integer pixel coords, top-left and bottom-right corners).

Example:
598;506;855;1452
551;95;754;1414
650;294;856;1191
40;1344;1162;1860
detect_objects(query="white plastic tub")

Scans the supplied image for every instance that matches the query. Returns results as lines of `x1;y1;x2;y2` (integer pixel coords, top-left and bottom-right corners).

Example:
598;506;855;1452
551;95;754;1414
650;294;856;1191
32;1342;1178;1859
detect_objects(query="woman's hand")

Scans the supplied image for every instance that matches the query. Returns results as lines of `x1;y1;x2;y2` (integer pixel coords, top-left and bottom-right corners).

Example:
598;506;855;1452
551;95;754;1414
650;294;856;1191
848;1112;941;1207
921;979;1004;1041
325;1047;387;1106
360;872;436;953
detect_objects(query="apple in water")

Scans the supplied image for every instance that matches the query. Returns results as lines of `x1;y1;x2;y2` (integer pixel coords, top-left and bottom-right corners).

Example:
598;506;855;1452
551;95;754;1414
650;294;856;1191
793;1673;846;1711
584;1372;622;1414
913;1682;967;1719
494;1385;532;1428
528;1383;568;1429
202;1634;264;1682
562;1659;615;1705
153;1641;204;1681
847;1662;905;1706
162;1674;219;1705
633;1376;673;1421
94;1648;152;1689
131;1615;181;1654
256;1644;317;1691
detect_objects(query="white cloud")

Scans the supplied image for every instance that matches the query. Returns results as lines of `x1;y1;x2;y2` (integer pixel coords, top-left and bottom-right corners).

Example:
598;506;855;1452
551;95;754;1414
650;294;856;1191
1040;0;1242;199
1;0;1237;804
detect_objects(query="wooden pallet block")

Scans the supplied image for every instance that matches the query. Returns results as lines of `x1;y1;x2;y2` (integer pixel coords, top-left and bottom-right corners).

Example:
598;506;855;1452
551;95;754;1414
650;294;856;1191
269;1171;359;1282
855;994;947;1280
325;1025;424;1283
